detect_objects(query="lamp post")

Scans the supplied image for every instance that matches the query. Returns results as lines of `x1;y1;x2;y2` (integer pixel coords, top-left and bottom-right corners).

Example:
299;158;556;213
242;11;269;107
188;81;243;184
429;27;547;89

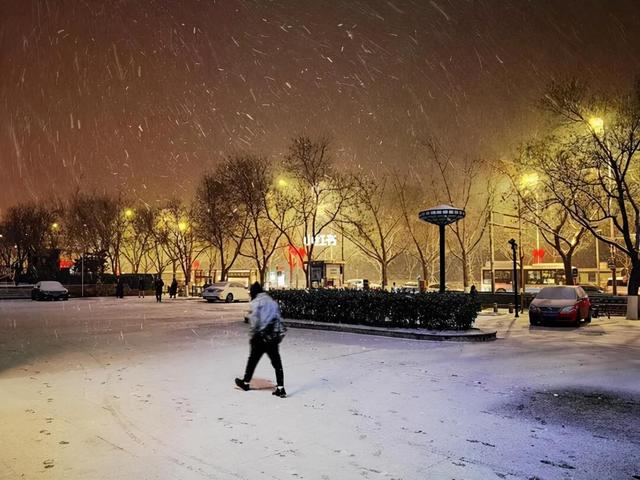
520;172;540;261
508;238;519;318
589;116;617;295
419;204;465;293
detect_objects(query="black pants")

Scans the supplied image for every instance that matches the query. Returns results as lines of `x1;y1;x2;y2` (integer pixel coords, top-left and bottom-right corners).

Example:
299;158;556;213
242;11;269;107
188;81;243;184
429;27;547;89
243;336;284;387
155;290;162;302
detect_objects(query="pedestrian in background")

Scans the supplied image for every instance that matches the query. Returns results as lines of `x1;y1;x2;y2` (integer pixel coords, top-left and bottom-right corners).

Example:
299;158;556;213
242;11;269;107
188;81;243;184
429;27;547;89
138;276;145;298
235;282;287;398
169;276;178;299
115;276;124;299
154;275;164;303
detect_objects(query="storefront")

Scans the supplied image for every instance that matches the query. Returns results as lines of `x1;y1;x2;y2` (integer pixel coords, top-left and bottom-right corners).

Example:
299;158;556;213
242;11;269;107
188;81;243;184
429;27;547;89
310;260;345;288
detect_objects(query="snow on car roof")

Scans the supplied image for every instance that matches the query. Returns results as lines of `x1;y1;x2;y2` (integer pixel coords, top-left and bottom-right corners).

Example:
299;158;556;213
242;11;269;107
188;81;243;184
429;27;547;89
39;281;64;289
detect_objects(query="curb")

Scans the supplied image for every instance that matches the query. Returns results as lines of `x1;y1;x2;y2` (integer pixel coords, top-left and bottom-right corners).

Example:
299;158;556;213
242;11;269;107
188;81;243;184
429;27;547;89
283;319;497;342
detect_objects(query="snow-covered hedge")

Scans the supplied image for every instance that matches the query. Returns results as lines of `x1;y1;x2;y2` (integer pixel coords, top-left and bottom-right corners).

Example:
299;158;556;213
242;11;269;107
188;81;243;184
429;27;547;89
270;289;479;331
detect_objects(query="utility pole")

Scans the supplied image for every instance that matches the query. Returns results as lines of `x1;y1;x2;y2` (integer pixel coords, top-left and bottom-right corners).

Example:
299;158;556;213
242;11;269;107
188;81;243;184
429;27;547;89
489;210;495;293
81;253;84;297
509;238;519;318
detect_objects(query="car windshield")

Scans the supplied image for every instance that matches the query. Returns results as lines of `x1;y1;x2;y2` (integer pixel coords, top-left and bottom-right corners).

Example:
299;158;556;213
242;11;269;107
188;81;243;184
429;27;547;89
211;283;228;288
536;287;577;300
39;281;63;289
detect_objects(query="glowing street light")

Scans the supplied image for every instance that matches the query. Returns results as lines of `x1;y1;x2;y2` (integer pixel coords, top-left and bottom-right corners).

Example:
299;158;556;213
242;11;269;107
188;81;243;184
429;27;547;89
277;178;288;188
178;221;189;232
124;208;134;219
51;222;60;231
519;172;539;190
589;116;604;133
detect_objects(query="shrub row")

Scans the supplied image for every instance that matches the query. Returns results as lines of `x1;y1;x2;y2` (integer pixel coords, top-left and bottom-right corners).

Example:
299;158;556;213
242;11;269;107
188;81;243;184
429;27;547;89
269;289;480;330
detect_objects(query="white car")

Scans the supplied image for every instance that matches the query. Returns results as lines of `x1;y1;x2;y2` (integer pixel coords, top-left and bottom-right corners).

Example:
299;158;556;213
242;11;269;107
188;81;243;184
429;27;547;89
31;281;69;301
202;282;250;303
345;279;364;290
605;278;628;296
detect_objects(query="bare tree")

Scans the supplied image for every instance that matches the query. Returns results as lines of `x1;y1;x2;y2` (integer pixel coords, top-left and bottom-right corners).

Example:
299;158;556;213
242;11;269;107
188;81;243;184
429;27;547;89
424;139;493;290
0;203;57;281
157;199;205;293
121;205;155;274
66;192;127;275
267;136;354;287
195;172;248;281
222;154;288;285
394;174;439;285
504;156;588;285
535;79;640;311
143;206;172;276
341;172;405;288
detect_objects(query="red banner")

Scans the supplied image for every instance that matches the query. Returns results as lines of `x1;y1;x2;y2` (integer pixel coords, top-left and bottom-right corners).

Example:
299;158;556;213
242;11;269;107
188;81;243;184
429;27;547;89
287;245;306;269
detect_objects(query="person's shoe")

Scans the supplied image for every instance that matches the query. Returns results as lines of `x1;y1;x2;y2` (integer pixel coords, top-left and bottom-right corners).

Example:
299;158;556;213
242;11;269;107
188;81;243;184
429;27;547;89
235;378;250;391
272;387;287;398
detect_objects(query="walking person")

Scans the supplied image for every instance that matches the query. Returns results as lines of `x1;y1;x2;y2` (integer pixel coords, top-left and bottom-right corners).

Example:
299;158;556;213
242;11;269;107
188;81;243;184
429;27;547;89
235;282;287;398
138;276;145;298
154;275;164;303
115;276;124;299
169;276;178;299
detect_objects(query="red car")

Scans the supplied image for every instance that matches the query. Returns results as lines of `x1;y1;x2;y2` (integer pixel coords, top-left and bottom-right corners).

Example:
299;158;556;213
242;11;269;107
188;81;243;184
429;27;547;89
528;286;592;327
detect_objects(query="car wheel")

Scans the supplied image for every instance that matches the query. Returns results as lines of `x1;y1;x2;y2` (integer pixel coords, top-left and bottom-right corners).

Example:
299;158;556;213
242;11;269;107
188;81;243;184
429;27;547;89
585;309;592;323
206;299;214;303
574;312;581;328
497;288;506;293
225;293;234;303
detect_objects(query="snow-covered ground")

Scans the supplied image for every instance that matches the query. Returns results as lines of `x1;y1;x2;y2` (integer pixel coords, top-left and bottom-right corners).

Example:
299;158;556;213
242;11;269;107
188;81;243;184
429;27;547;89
0;298;638;479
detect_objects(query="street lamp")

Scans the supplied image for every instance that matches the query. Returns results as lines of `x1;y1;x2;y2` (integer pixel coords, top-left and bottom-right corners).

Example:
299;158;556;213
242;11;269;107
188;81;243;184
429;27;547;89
419;204;465;293
519;172;541;263
124;208;134;219
589;116;604;133
508;238;519;318
589;116;617;294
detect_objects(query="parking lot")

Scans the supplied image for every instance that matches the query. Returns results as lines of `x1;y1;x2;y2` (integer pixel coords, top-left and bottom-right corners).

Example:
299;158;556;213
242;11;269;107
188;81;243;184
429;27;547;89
1;298;639;479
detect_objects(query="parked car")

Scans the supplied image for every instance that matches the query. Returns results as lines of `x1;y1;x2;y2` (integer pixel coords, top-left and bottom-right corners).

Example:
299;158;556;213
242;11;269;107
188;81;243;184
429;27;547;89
202;282;250;303
605;278;627;296
31;281;69;301
401;281;419;293
528;286;591;327
345;279;381;290
579;284;605;295
426;283;465;292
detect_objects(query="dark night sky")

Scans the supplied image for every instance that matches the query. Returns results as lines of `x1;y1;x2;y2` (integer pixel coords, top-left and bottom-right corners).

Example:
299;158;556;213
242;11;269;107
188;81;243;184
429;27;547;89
1;0;639;211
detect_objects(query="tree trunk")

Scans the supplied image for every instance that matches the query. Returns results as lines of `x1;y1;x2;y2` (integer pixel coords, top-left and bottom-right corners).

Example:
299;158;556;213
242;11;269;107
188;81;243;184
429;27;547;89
422;263;429;286
462;250;469;290
627;261;640;319
381;262;388;289
562;255;574;286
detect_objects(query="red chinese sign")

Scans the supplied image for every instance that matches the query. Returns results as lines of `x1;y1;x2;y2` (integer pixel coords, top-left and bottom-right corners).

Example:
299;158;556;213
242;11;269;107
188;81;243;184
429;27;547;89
532;248;545;264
